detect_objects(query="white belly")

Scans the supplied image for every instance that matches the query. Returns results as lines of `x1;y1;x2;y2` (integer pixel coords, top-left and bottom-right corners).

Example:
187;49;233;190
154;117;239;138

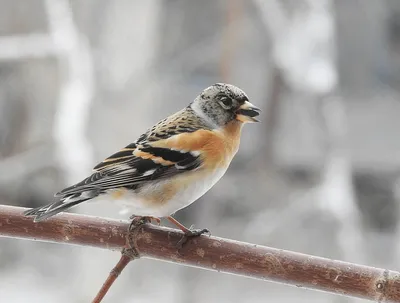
155;167;228;216
106;167;228;217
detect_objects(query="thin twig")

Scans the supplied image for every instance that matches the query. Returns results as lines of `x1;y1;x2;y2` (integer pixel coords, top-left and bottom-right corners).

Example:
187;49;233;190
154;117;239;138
1;205;400;303
92;253;133;303
92;221;142;302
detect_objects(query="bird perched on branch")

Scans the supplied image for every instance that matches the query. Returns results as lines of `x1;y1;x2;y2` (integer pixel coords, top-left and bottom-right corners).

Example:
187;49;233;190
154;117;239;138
24;83;260;240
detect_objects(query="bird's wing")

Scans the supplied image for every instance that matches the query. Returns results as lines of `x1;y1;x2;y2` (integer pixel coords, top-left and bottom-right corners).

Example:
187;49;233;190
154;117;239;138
55;110;214;197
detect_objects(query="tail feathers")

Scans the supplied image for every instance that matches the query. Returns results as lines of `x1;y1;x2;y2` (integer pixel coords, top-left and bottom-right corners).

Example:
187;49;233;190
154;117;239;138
24;190;100;222
23;200;84;222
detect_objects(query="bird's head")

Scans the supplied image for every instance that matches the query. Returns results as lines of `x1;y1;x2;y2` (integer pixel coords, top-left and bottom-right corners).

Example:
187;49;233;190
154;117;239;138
190;83;261;128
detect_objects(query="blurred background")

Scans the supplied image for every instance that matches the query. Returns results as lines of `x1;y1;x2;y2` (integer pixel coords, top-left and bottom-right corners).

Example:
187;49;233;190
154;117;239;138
1;0;400;302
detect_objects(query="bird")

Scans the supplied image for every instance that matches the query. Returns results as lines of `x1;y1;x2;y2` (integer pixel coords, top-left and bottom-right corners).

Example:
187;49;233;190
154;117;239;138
24;83;260;239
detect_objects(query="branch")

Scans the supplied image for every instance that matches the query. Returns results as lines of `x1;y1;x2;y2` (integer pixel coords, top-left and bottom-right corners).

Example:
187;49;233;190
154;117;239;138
92;253;133;303
1;205;400;302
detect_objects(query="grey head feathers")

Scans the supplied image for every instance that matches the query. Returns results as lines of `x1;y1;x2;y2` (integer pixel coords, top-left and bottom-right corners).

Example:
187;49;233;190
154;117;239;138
190;83;249;128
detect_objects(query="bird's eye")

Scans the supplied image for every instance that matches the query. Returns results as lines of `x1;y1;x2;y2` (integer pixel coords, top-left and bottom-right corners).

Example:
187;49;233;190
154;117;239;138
220;96;233;108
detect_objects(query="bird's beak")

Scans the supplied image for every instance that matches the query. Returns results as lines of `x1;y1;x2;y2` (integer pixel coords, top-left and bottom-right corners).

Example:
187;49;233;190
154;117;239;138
236;101;261;123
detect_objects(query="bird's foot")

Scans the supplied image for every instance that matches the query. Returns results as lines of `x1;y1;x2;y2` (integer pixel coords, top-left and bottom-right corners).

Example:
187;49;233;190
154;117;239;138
128;215;160;231
125;215;161;258
177;225;211;248
166;216;210;247
124;216;151;259
128;216;149;232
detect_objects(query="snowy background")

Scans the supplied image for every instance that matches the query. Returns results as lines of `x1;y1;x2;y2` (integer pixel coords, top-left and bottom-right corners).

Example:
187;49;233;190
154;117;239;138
1;0;400;302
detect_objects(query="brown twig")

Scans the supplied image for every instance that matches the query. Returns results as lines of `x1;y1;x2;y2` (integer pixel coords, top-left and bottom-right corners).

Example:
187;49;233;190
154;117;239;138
1;205;400;302
92;220;143;303
92;253;133;303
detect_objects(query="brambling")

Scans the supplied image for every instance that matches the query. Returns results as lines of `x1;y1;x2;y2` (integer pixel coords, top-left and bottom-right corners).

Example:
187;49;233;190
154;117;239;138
24;83;260;238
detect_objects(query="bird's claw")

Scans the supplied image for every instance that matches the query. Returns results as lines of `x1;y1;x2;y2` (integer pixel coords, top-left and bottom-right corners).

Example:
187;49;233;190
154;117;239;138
128;215;160;231
125;216;153;258
185;225;210;237
128;216;149;232
177;226;211;248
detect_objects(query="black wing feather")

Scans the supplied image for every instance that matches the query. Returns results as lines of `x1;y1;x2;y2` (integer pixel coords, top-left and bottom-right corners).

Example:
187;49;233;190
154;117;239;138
56;146;202;197
25;108;208;222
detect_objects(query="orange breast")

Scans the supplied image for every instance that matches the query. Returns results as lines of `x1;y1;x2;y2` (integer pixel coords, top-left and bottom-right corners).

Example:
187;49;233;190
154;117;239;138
151;120;243;169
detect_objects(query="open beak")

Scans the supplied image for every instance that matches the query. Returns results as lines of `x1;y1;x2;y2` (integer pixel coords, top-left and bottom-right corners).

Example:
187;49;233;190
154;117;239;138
236;101;261;123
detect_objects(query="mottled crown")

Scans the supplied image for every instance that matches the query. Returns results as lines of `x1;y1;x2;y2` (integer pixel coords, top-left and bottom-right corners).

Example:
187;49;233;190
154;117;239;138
190;83;249;128
200;83;249;103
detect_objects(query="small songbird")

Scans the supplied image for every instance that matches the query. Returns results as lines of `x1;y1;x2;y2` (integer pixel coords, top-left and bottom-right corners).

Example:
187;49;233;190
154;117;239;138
24;83;260;237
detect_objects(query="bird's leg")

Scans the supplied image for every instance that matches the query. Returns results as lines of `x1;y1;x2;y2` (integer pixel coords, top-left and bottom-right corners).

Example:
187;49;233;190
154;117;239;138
149;216;161;225
167;216;210;247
